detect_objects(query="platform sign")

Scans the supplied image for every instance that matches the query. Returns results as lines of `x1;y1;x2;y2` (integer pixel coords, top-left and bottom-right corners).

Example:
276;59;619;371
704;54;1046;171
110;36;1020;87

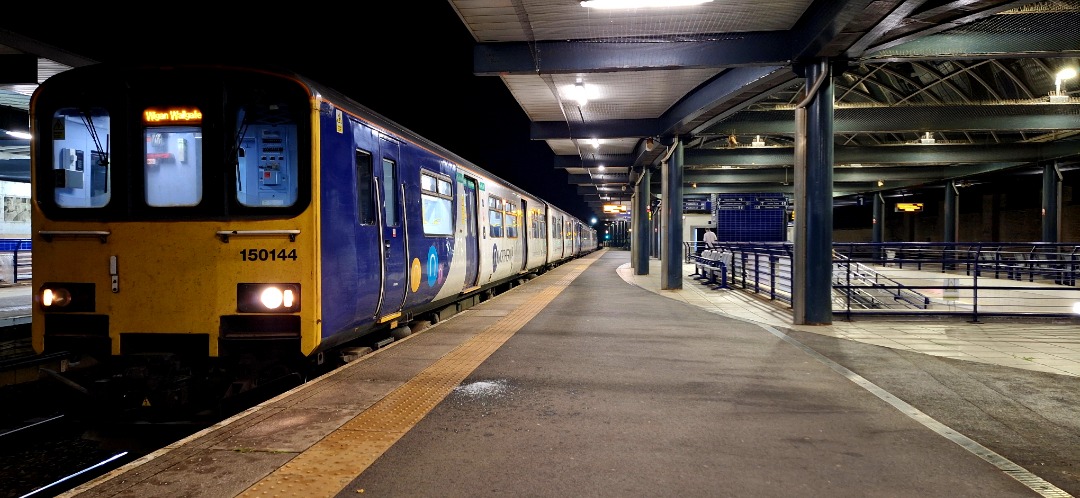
754;197;787;209
716;196;749;210
895;202;924;212
714;193;788;242
684;198;710;213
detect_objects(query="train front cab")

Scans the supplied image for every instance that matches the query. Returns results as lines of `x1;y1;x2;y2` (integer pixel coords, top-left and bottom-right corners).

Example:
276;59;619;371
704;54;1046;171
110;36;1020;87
30;67;319;398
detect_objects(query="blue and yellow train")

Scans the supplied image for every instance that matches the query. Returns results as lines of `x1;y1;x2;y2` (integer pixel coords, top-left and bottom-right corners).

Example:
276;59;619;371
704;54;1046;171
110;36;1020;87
30;63;596;416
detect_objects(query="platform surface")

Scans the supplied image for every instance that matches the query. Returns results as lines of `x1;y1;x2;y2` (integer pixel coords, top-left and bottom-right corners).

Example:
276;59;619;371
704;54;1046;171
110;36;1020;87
61;249;1080;497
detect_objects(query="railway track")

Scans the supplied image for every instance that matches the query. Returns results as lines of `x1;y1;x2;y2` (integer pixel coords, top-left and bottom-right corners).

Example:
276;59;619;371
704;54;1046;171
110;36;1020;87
0;412;136;498
0;327;389;497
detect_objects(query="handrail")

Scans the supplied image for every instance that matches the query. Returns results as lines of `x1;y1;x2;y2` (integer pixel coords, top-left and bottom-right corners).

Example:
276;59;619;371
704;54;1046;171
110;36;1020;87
833;253;930;310
710;241;1080;320
0;239;32;284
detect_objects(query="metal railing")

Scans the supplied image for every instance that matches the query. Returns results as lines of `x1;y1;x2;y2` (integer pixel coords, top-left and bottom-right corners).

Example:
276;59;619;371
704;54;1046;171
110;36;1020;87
0;239;31;284
684;241;1080;321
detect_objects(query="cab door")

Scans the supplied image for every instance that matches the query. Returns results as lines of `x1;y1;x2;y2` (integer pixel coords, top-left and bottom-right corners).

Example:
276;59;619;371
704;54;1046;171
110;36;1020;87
374;137;406;322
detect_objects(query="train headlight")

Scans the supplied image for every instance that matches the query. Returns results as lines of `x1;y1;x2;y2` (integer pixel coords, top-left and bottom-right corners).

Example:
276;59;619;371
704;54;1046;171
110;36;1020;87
237;283;301;313
42;287;73;308
37;283;95;312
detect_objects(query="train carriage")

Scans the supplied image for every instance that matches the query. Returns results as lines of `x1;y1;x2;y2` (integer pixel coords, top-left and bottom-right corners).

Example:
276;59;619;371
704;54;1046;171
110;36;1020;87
30;63;594;416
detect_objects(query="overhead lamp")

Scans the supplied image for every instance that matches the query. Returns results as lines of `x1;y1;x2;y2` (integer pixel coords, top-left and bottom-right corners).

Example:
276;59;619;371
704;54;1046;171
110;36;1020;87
877;179;885;187
691;182;698;188
751;135;765;147
645;137;655;151
569;80;589;106
4;130;31;140
581;0;712;8
1051;68;1077;103
597;164;605;171
920;132;935;145
591;138;600;149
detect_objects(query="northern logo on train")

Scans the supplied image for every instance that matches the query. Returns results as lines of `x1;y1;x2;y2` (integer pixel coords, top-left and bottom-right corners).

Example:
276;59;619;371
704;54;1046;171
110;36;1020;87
427;245;440;287
492;244;513;273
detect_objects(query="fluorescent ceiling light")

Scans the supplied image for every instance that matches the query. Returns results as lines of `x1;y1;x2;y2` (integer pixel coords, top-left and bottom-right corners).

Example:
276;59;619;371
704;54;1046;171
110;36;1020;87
1056;68;1077;83
4;130;31;140
582;0;713;8
564;80;598;106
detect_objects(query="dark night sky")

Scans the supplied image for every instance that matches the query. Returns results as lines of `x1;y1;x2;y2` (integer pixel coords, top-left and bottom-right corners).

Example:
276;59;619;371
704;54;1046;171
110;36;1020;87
2;6;596;223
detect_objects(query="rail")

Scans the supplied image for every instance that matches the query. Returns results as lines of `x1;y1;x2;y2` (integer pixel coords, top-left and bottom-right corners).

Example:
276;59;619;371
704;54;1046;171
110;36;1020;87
684;241;1080;321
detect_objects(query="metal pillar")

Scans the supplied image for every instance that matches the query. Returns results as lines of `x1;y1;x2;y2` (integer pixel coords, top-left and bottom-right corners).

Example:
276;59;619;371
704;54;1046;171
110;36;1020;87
1042;161;1061;243
872;192;884;260
633;167;651;274
661;141;684;290
793;59;834;325
944;181;958;243
872;192;884;243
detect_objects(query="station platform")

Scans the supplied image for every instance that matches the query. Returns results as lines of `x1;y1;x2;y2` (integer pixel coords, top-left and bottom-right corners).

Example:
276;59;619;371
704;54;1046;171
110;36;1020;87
61;249;1080;497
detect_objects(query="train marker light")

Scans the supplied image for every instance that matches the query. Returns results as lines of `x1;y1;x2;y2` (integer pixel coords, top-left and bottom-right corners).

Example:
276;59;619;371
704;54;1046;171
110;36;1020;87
42;287;72;307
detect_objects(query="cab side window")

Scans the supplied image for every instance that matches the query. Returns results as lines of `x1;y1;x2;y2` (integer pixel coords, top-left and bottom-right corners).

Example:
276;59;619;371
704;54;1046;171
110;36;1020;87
50;108;111;208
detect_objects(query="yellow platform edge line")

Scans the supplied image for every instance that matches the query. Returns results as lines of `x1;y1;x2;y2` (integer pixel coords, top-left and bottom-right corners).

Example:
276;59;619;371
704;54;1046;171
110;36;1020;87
239;255;600;498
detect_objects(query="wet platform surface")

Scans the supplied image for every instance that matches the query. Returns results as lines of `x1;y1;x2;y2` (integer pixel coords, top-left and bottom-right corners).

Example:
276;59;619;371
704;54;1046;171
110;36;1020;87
62;249;1080;497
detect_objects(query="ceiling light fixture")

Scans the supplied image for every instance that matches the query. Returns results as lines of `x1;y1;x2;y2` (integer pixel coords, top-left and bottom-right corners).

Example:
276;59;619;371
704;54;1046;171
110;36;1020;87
597;164;606;171
1051;68;1077;103
4;130;31;140
752;135;765;147
581;0;713;9
920;132;935;145
591;138;600;149
877;179;885;187
571;80;589;106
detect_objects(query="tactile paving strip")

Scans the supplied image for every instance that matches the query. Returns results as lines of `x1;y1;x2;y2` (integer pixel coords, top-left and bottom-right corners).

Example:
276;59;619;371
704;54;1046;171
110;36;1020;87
239;258;598;497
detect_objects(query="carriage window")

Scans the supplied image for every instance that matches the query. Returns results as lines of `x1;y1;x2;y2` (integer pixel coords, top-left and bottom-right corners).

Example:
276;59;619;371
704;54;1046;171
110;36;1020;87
437;177;452;196
50;108;111;208
421;170;453;236
356;149;375;225
488;195;503;237
505;201;518;238
235;105;299;208
530;210;544;239
145;125;202;206
382;158;398;226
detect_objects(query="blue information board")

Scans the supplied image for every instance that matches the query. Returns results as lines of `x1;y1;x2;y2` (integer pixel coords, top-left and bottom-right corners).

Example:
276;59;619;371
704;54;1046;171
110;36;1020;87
713;193;787;241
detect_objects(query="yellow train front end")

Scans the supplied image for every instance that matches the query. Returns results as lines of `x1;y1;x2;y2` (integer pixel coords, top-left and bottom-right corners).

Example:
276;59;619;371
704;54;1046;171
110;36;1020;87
29;64;320;416
30;218;316;363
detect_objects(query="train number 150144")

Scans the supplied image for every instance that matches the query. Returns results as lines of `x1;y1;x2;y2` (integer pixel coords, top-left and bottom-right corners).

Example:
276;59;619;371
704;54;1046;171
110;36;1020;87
240;248;298;262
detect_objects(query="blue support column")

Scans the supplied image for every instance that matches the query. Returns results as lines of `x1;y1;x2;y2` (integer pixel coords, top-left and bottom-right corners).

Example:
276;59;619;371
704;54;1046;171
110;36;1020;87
661;141;685;290
944;181;958;243
1042;161;1061;243
793;59;833;325
633;167;651;274
872;192;884;243
872;192;884;260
